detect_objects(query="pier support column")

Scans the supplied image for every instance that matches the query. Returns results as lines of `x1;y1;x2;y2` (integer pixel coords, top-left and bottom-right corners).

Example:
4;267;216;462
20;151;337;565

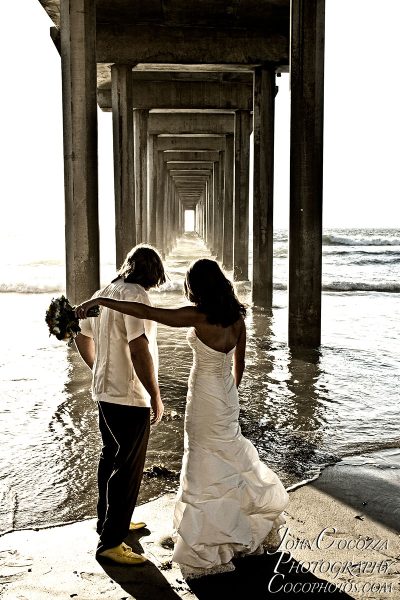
112;64;135;267
207;174;213;251
233;110;251;281
156;150;165;257
216;150;225;261
147;135;157;245
252;67;275;307
289;0;325;347
213;160;221;258
222;134;234;271
60;0;99;303
133;109;148;244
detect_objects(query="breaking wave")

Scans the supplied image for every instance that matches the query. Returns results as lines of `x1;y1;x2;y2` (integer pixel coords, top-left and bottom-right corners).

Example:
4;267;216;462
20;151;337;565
323;281;400;293
272;281;400;293
0;282;64;294
322;234;400;246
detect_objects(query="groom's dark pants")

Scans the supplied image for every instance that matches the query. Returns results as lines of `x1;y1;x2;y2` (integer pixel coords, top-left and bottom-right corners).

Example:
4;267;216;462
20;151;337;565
96;401;150;554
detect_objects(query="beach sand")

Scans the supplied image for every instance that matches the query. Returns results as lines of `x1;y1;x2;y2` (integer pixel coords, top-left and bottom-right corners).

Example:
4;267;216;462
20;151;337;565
0;454;398;599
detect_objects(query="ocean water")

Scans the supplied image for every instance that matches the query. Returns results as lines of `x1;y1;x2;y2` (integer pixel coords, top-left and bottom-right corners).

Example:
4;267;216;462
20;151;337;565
0;229;399;534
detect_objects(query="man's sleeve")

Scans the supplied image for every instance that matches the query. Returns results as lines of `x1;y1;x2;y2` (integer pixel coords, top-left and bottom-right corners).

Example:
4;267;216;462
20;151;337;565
122;288;147;343
79;317;94;338
78;289;100;339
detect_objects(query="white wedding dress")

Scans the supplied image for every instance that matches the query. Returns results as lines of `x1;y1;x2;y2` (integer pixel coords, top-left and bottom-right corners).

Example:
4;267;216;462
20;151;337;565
172;328;289;579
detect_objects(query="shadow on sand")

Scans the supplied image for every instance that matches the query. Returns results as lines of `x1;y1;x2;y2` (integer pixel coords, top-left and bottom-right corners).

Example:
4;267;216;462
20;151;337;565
98;530;351;600
97;528;183;599
311;461;400;534
186;552;352;600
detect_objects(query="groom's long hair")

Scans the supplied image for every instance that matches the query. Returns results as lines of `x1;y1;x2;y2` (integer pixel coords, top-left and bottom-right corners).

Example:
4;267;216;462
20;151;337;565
184;259;246;327
113;244;166;290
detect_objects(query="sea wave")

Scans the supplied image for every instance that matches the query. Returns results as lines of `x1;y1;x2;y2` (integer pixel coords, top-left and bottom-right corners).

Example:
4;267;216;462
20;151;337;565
325;248;400;256
2;279;399;294
323;281;400;293
350;256;400;265
0;282;64;294
323;234;400;246
273;281;400;293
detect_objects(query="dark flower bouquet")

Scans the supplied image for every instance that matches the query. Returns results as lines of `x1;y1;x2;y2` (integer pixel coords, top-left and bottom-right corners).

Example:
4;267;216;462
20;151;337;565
45;295;99;345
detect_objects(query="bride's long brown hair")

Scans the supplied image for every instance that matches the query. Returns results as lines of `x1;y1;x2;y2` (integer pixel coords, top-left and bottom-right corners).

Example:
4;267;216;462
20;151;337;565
184;259;246;327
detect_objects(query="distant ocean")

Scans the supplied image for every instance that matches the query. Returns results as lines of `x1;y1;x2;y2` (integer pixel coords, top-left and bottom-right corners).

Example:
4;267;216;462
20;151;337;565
0;228;399;534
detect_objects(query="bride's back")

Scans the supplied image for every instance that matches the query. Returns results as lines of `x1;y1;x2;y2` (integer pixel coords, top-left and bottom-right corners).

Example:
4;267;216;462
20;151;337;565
194;317;243;354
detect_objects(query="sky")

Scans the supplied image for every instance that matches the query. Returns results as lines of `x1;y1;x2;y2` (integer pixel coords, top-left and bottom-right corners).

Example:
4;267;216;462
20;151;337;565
0;0;399;263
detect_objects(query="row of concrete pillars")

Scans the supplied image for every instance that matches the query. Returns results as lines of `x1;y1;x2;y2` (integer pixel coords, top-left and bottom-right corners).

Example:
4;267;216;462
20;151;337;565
59;0;325;347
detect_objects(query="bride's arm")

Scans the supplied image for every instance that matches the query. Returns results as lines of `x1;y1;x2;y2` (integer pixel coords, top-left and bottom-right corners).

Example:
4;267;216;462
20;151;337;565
76;297;206;328
233;319;246;387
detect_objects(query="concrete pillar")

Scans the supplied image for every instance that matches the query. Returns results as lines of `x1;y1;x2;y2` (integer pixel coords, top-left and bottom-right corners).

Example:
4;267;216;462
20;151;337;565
112;64;135;267
213;161;221;258
60;0;99;303
133;109;148;243
147;135;157;245
209;176;213;249
165;174;172;254
216;150;225;261
233;110;251;281
156;150;165;257
222;134;234;271
252;67;275;307
289;0;325;347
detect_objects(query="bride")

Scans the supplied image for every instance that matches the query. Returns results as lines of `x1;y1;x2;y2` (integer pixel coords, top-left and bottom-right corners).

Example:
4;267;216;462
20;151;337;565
76;258;289;579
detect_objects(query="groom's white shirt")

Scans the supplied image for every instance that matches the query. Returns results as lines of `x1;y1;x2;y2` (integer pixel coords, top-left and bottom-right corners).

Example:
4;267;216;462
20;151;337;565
79;280;158;407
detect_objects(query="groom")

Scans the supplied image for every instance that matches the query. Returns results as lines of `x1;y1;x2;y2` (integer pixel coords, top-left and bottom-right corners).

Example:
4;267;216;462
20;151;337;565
75;244;166;565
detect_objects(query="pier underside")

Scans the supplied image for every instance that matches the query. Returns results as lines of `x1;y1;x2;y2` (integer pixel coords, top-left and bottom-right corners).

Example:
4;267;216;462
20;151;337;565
37;0;325;347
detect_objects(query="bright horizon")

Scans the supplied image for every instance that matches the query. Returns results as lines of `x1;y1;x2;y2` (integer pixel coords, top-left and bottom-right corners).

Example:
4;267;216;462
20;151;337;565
0;0;399;264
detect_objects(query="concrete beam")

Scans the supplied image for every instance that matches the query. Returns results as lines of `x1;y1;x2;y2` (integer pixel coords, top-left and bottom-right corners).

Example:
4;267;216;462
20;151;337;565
148;113;234;135
166;162;214;170
97;80;253;111
156;137;225;151
96;24;289;65
161;151;220;162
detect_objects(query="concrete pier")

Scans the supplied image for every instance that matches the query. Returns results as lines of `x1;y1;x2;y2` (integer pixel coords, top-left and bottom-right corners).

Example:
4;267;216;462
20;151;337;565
289;0;325;347
112;64;136;267
233;110;251;281
40;0;326;347
60;0;99;304
133;109;149;244
252;67;275;308
222;134;234;271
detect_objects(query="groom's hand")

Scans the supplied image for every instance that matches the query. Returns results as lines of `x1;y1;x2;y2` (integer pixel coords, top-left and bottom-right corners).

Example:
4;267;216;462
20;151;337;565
150;394;164;426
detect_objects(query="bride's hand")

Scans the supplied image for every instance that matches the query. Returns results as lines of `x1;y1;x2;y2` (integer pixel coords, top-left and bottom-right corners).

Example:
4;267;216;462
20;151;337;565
75;298;99;319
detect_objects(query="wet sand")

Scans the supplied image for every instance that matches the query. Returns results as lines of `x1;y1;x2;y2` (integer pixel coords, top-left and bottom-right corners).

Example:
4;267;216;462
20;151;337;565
0;452;398;599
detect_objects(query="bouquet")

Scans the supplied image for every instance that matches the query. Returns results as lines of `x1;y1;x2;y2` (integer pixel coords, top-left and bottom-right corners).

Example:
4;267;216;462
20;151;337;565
45;295;99;345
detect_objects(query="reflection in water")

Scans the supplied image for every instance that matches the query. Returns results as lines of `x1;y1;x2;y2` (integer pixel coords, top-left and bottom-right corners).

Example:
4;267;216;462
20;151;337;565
286;347;324;432
238;307;337;484
1;234;399;531
48;348;99;521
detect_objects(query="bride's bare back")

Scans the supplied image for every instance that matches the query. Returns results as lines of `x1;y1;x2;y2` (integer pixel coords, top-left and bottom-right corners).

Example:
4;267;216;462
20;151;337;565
194;318;244;354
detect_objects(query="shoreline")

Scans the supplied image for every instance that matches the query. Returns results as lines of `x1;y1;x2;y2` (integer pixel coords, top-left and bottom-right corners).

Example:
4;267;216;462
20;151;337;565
0;449;398;599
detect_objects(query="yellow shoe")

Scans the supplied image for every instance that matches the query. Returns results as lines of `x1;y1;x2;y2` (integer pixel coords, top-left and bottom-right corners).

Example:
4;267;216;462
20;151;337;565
129;521;147;530
98;542;147;565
